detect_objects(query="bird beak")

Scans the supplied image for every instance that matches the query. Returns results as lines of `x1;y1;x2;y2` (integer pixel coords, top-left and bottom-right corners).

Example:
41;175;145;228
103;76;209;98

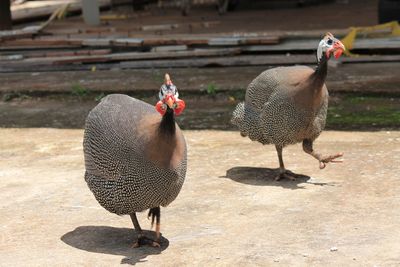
333;40;345;59
165;97;174;109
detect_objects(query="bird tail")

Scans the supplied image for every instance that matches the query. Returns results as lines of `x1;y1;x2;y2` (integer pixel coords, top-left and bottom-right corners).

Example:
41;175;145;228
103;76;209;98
148;207;160;229
231;102;248;137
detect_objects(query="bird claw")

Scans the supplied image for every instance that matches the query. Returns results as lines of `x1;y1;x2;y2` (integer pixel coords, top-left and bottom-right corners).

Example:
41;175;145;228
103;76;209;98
151;241;161;248
319;152;344;169
275;169;297;181
132;235;161;248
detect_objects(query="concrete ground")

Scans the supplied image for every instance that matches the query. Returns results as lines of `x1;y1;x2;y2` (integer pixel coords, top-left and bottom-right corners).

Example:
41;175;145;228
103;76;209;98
1;128;400;266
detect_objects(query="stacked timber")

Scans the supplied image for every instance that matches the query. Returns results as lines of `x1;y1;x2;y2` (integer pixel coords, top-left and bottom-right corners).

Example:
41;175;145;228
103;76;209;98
1;6;399;73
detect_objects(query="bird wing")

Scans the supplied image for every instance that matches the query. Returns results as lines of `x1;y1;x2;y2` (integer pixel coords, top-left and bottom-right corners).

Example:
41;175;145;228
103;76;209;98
245;65;314;112
83;94;156;180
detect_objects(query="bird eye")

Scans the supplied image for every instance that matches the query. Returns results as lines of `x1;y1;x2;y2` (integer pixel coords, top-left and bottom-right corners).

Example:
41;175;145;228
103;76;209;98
327;39;333;45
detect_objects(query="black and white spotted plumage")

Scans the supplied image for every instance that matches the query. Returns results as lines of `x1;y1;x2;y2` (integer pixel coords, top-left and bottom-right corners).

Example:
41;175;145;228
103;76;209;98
232;65;328;148
233;33;345;177
83;94;187;215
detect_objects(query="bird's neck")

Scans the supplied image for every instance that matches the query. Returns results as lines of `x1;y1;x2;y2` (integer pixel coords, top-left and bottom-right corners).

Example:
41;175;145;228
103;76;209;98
159;108;176;136
311;52;328;91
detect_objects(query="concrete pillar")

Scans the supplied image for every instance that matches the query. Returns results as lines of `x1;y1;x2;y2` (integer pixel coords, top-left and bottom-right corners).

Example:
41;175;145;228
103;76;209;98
82;0;100;26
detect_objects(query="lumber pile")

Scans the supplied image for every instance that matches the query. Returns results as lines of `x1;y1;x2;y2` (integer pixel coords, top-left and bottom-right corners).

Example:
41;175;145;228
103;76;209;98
0;27;285;72
1;2;400;74
1;29;399;73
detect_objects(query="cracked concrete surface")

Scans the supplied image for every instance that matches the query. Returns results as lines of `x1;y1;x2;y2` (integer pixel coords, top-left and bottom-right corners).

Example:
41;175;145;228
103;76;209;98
1;129;400;266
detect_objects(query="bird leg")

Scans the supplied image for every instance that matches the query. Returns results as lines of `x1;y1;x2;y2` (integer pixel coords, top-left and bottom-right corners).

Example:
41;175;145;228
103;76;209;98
130;212;160;248
275;145;297;181
130;213;144;248
147;207;161;247
302;139;343;169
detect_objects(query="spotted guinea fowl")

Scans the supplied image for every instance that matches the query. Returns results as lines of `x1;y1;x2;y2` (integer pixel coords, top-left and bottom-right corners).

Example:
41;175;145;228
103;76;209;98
231;33;345;180
83;74;187;247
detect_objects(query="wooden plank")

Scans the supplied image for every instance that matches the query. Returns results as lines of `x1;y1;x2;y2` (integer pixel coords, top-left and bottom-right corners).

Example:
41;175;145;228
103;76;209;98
193;21;220;28
85;27;117;34
11;0;111;22
208;37;242;46
0;48;242;67
151;45;188;52
0;25;42;41
1;33;279;49
119;55;317;69
1;4;70;41
243;37;400;52
141;36;279;46
141;24;179;31
0;45;82;51
118;54;400;69
208;36;279;46
340;55;400;63
353;37;400;49
36;49;111;58
1;38;83;47
1;54;399;73
0;54;24;61
1;49;111;58
81;38;112;46
243;37;284;45
72;47;240;63
112;38;144;47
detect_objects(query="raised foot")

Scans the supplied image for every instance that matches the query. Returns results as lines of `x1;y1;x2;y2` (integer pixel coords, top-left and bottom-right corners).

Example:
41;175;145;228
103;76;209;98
275;169;297;181
319;152;344;169
132;235;160;248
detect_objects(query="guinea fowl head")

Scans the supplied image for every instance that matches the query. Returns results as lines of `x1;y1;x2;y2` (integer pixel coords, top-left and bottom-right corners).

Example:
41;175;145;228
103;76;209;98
155;73;186;116
316;32;345;62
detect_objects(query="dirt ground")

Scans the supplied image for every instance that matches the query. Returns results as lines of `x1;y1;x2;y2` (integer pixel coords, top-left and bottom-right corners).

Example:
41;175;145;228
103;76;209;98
1;128;400;266
2;63;400;94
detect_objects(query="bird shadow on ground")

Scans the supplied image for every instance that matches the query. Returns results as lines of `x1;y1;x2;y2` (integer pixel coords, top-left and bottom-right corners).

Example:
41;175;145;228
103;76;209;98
61;226;169;265
221;166;313;189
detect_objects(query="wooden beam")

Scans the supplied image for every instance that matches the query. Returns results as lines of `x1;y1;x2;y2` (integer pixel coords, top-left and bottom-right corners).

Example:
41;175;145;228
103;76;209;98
11;0;111;22
243;37;400;52
0;38;83;49
0;48;242;70
1;35;280;49
0;26;42;42
2;54;399;73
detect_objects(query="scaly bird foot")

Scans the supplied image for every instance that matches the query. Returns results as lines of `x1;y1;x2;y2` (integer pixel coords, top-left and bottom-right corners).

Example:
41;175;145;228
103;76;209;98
275;169;297;181
319;152;344;169
132;235;160;248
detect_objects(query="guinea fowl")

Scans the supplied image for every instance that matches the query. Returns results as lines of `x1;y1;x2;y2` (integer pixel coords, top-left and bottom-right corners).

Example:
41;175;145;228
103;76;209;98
231;33;345;180
83;74;187;247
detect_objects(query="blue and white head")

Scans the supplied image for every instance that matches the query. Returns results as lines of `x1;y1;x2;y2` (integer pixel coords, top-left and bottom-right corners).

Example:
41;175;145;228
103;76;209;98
316;32;346;63
155;73;186;116
159;73;179;101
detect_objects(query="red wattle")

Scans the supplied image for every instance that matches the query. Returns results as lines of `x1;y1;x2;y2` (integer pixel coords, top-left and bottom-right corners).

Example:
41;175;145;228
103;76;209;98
174;99;186;116
155;101;166;115
334;49;343;59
